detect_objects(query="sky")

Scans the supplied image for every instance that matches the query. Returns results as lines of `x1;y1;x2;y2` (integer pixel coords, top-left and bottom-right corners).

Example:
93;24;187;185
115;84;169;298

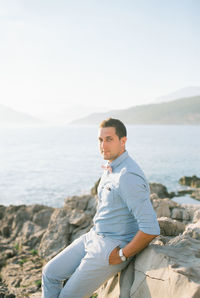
0;0;200;122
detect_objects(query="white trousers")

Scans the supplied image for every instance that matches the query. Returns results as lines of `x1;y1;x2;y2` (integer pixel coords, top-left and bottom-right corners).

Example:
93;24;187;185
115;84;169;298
42;229;130;298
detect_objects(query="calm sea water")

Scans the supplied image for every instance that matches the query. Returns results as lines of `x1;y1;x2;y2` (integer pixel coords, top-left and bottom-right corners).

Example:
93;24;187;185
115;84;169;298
0;124;200;207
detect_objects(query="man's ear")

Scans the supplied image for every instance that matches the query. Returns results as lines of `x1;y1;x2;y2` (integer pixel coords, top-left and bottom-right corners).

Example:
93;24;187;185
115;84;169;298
121;137;127;146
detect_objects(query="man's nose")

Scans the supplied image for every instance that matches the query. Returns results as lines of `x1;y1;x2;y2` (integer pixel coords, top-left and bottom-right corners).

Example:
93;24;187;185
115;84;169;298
101;141;107;149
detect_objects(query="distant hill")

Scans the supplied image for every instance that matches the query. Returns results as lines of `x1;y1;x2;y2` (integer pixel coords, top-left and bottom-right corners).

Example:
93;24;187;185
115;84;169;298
154;86;200;103
71;96;200;125
0;104;43;125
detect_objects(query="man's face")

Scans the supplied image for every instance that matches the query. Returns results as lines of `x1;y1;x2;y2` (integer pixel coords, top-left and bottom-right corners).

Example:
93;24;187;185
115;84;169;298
98;127;127;162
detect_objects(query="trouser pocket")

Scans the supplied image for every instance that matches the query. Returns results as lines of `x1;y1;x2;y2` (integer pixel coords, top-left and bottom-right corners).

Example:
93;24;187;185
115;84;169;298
104;238;126;266
85;231;127;267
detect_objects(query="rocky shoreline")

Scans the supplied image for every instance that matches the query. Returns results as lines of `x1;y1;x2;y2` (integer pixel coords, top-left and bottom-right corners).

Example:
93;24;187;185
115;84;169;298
0;177;200;297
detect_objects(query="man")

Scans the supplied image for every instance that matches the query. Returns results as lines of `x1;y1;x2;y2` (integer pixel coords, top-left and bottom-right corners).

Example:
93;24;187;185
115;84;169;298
42;118;160;298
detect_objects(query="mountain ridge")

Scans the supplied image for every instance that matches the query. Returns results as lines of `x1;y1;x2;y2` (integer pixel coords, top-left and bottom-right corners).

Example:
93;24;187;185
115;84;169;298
71;95;200;125
154;86;200;103
0;104;43;125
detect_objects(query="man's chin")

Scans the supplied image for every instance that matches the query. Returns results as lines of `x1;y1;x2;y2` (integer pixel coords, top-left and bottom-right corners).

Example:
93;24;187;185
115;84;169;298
102;153;110;160
103;156;109;160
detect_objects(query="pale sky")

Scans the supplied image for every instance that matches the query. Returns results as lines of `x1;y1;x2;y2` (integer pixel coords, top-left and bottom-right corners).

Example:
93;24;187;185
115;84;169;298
0;0;200;122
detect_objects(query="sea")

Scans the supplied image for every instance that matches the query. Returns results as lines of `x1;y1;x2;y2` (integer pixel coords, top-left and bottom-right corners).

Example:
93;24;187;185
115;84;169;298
0;124;200;207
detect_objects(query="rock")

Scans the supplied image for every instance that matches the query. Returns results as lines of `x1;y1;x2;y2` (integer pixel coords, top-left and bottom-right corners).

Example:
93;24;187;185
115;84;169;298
2;249;15;259
130;238;200;298
0;205;52;243
96;260;135;298
193;209;200;223
64;195;92;211
0;246;43;297
24;230;45;248
182;204;200;221
86;196;98;214
151;198;171;218
171;207;190;221
191;189;200;201
32;207;54;228
29;293;42;298
39;208;70;259
150;193;159;201
158;217;185;236
149;183;171;198
91;178;101;196
179;175;200;188
183;221;200;240
96;235;200;298
20;221;42;240
1;226;10;238
176;189;194;196
68;209;90;226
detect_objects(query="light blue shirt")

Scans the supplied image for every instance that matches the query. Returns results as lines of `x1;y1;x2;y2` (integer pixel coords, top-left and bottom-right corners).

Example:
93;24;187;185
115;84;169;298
93;151;160;242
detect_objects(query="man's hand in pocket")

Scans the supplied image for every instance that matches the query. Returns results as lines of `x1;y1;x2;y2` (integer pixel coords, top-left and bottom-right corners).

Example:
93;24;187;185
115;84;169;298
108;247;122;265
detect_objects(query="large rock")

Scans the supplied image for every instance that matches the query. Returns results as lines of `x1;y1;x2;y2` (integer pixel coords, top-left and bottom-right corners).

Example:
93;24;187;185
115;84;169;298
130;237;200;298
149;183;171;198
151;198;176;218
158;217;185;236
96;234;200;298
39;208;70;259
39;195;97;259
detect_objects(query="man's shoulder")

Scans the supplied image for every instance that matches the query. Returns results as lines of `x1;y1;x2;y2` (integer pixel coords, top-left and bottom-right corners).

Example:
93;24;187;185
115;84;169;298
121;155;145;176
119;155;148;187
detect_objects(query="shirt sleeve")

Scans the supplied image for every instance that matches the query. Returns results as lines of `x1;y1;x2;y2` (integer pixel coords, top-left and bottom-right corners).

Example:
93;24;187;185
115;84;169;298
119;172;160;235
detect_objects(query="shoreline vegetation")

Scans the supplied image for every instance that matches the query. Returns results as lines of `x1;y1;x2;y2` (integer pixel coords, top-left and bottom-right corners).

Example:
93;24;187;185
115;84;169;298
0;176;200;297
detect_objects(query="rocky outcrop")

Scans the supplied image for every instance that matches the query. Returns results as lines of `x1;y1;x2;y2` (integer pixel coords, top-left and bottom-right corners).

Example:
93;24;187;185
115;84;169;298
179;175;200;188
96;229;200;298
177;175;200;202
39;195;97;260
0;184;200;297
149;183;174;198
0;195;97;297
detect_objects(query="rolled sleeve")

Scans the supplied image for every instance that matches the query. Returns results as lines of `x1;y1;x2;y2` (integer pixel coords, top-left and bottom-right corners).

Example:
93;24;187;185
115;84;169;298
119;172;160;235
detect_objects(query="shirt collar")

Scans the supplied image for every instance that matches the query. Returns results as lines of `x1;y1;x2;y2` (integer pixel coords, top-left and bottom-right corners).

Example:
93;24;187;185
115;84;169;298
108;151;128;170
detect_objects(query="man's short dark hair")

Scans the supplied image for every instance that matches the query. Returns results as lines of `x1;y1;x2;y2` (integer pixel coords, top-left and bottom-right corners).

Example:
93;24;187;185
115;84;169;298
99;118;127;139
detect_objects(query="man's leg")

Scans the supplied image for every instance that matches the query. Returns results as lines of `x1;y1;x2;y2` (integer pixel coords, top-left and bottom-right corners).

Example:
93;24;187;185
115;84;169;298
59;231;130;298
42;233;86;298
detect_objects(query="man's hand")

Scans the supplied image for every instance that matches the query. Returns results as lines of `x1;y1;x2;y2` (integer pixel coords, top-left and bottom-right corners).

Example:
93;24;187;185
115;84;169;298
108;231;158;265
108;247;122;265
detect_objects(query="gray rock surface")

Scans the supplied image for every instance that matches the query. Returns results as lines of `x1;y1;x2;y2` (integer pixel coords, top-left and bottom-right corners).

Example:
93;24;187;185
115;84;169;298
191;189;200;201
149;182;172;198
96;234;200;298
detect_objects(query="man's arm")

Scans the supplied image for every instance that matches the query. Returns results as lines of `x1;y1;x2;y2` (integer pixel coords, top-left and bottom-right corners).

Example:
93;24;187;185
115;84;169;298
109;230;158;265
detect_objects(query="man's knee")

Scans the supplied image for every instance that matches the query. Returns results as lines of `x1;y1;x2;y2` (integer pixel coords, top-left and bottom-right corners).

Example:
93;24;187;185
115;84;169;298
42;260;55;280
